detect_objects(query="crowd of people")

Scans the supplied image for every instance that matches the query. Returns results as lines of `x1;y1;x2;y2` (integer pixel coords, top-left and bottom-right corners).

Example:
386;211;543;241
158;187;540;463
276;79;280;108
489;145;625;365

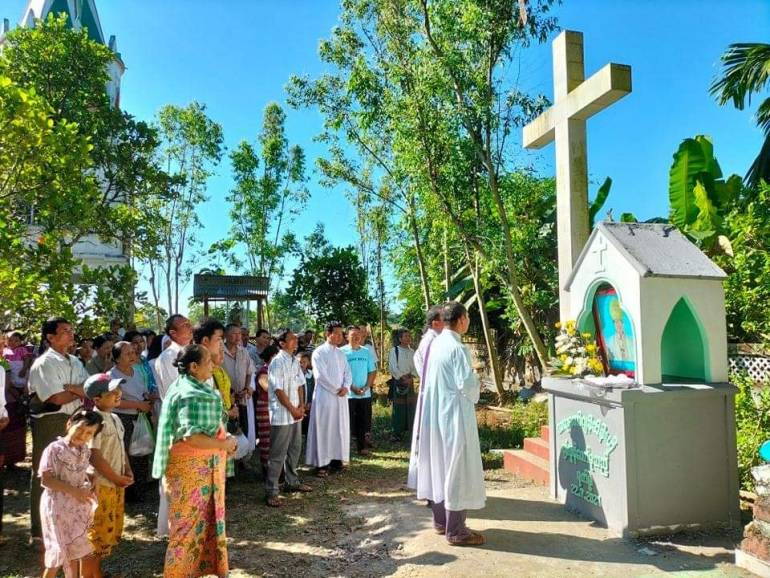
0;300;487;576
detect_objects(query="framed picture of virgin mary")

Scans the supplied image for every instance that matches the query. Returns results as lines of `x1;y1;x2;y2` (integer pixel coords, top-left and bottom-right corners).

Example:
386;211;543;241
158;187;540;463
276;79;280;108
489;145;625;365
592;286;636;377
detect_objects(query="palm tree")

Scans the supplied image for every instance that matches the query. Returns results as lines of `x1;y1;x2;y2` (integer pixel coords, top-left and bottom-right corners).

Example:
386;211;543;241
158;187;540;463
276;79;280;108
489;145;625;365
711;43;770;187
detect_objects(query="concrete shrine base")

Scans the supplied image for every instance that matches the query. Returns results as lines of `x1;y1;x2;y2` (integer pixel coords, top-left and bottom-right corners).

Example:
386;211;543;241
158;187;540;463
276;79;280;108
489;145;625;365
543;376;740;538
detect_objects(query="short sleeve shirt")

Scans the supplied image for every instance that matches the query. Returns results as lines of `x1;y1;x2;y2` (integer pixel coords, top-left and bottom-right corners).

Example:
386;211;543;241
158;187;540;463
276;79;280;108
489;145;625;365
89;410;126;487
28;348;90;417
111;366;148;416
341;345;376;399
268;350;305;426
222;345;256;399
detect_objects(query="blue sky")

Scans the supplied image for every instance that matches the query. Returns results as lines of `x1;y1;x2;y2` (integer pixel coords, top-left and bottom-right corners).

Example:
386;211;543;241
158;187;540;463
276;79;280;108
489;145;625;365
6;0;769;315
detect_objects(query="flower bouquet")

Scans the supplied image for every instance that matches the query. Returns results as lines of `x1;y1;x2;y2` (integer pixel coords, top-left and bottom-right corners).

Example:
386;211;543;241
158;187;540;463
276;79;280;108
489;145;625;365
549;320;605;377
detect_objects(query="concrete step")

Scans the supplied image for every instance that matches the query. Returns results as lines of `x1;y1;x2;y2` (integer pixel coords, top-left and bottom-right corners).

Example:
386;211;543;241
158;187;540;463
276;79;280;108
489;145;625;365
503;449;549;485
523;436;550;461
540;425;550;443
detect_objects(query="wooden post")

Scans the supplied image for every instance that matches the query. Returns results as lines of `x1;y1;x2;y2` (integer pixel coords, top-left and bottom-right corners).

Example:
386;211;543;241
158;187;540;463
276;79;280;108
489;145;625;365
204;298;209;317
257;297;264;330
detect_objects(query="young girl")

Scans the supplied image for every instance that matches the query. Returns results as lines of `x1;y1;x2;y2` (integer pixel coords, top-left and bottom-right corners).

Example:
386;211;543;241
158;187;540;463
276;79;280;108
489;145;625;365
39;410;104;578
298;351;314;436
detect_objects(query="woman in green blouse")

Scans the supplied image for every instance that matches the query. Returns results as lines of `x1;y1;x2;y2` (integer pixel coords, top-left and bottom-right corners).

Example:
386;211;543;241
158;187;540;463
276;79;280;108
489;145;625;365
152;344;237;578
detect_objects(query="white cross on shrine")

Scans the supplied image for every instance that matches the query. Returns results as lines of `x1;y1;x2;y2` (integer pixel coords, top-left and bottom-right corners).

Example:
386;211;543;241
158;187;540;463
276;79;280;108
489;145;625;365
523;30;631;321
592;235;607;275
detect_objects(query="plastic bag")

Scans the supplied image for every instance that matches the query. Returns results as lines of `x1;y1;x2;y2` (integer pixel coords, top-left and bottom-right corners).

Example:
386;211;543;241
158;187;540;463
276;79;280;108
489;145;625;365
129;412;155;456
233;433;251;461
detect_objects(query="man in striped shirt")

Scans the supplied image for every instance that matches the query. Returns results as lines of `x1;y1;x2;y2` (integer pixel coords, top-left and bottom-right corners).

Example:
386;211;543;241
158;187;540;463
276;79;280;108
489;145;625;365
265;329;312;507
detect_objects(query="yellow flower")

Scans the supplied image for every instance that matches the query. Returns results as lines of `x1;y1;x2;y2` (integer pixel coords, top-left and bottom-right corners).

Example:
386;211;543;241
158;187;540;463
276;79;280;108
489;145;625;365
586;344;597;355
566;320;576;330
588;358;604;375
581;332;592;340
555;321;562;329
560;354;568;362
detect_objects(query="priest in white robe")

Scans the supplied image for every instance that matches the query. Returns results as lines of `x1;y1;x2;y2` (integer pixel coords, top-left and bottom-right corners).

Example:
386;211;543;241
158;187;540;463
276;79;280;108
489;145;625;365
305;321;352;476
408;304;444;489
412;301;486;546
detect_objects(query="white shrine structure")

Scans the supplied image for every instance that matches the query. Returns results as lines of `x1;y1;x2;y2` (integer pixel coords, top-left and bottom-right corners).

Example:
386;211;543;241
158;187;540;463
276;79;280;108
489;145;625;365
520;30;739;537
1;0;128;268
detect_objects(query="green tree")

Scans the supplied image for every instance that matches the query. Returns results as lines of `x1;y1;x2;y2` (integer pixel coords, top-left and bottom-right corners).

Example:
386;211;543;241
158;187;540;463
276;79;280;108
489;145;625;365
711;43;770;187
286;228;377;326
716;182;770;343
0;14;169;326
292;0;557;368
149;102;224;314
217;103;307;295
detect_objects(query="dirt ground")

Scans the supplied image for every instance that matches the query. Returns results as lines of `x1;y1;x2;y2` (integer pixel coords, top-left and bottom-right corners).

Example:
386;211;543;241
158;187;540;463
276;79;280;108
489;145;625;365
0;409;752;578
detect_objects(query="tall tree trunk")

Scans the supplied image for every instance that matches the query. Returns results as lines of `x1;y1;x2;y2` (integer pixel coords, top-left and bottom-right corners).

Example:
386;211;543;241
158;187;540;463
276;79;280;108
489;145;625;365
149;260;162;330
466;247;505;400
377;231;386;372
443;227;450;295
407;196;431;309
486;165;549;369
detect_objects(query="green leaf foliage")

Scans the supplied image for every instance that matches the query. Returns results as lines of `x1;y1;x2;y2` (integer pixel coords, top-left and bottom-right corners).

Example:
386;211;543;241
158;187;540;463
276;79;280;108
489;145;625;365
286;227;377;326
588;177;612;229
668;135;740;252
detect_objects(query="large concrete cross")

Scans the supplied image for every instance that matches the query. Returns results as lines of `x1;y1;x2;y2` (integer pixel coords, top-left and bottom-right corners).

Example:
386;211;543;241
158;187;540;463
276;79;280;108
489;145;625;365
523;30;631;321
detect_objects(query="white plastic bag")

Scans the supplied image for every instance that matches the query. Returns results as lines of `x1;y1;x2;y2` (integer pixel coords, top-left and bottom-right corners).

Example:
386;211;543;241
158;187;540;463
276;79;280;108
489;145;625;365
129;412;155;456
233;433;251;461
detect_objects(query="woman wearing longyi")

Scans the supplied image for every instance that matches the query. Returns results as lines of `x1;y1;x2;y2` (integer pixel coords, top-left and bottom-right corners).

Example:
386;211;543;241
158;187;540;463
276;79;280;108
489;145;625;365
152;344;237;578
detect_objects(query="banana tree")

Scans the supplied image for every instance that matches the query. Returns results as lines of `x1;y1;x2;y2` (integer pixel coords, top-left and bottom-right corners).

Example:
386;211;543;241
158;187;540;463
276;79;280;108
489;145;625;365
669;135;742;254
589;177;613;230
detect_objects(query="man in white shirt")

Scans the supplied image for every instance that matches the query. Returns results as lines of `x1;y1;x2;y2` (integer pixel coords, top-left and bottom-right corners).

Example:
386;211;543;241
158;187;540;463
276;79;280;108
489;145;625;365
223;324;256;433
408;304;445;489
388;328;418;439
241;326;258;366
27;316;89;538
152;313;192;538
154;314;192;400
265;329;311;506
412;302;486;546
305;321;352;476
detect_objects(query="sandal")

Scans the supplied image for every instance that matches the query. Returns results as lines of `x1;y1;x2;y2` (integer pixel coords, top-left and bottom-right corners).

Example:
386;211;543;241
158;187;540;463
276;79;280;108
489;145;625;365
449;530;486;547
265;495;283;508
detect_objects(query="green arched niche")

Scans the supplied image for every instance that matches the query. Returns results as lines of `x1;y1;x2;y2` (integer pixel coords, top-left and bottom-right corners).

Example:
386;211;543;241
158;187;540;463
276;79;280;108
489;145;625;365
661;298;708;383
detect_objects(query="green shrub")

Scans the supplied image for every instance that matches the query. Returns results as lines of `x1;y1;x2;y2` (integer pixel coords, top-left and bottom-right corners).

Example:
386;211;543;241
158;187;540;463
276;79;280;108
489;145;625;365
734;372;770;491
478;401;548;470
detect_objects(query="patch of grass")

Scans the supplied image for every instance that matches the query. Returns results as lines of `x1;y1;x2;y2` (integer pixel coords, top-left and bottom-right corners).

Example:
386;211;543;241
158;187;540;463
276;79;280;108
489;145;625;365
477;401;548;469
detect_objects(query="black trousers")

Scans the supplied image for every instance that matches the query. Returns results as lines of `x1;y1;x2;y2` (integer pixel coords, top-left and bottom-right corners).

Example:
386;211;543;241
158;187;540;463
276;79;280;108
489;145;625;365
348;397;372;452
116;413;150;502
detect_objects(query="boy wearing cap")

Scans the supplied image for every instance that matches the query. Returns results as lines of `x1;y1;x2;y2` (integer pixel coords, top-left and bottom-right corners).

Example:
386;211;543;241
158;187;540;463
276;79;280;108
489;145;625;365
85;373;133;571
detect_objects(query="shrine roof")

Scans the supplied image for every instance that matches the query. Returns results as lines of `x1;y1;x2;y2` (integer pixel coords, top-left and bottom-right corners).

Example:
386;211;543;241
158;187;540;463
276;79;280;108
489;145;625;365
193;274;269;301
566;222;727;289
